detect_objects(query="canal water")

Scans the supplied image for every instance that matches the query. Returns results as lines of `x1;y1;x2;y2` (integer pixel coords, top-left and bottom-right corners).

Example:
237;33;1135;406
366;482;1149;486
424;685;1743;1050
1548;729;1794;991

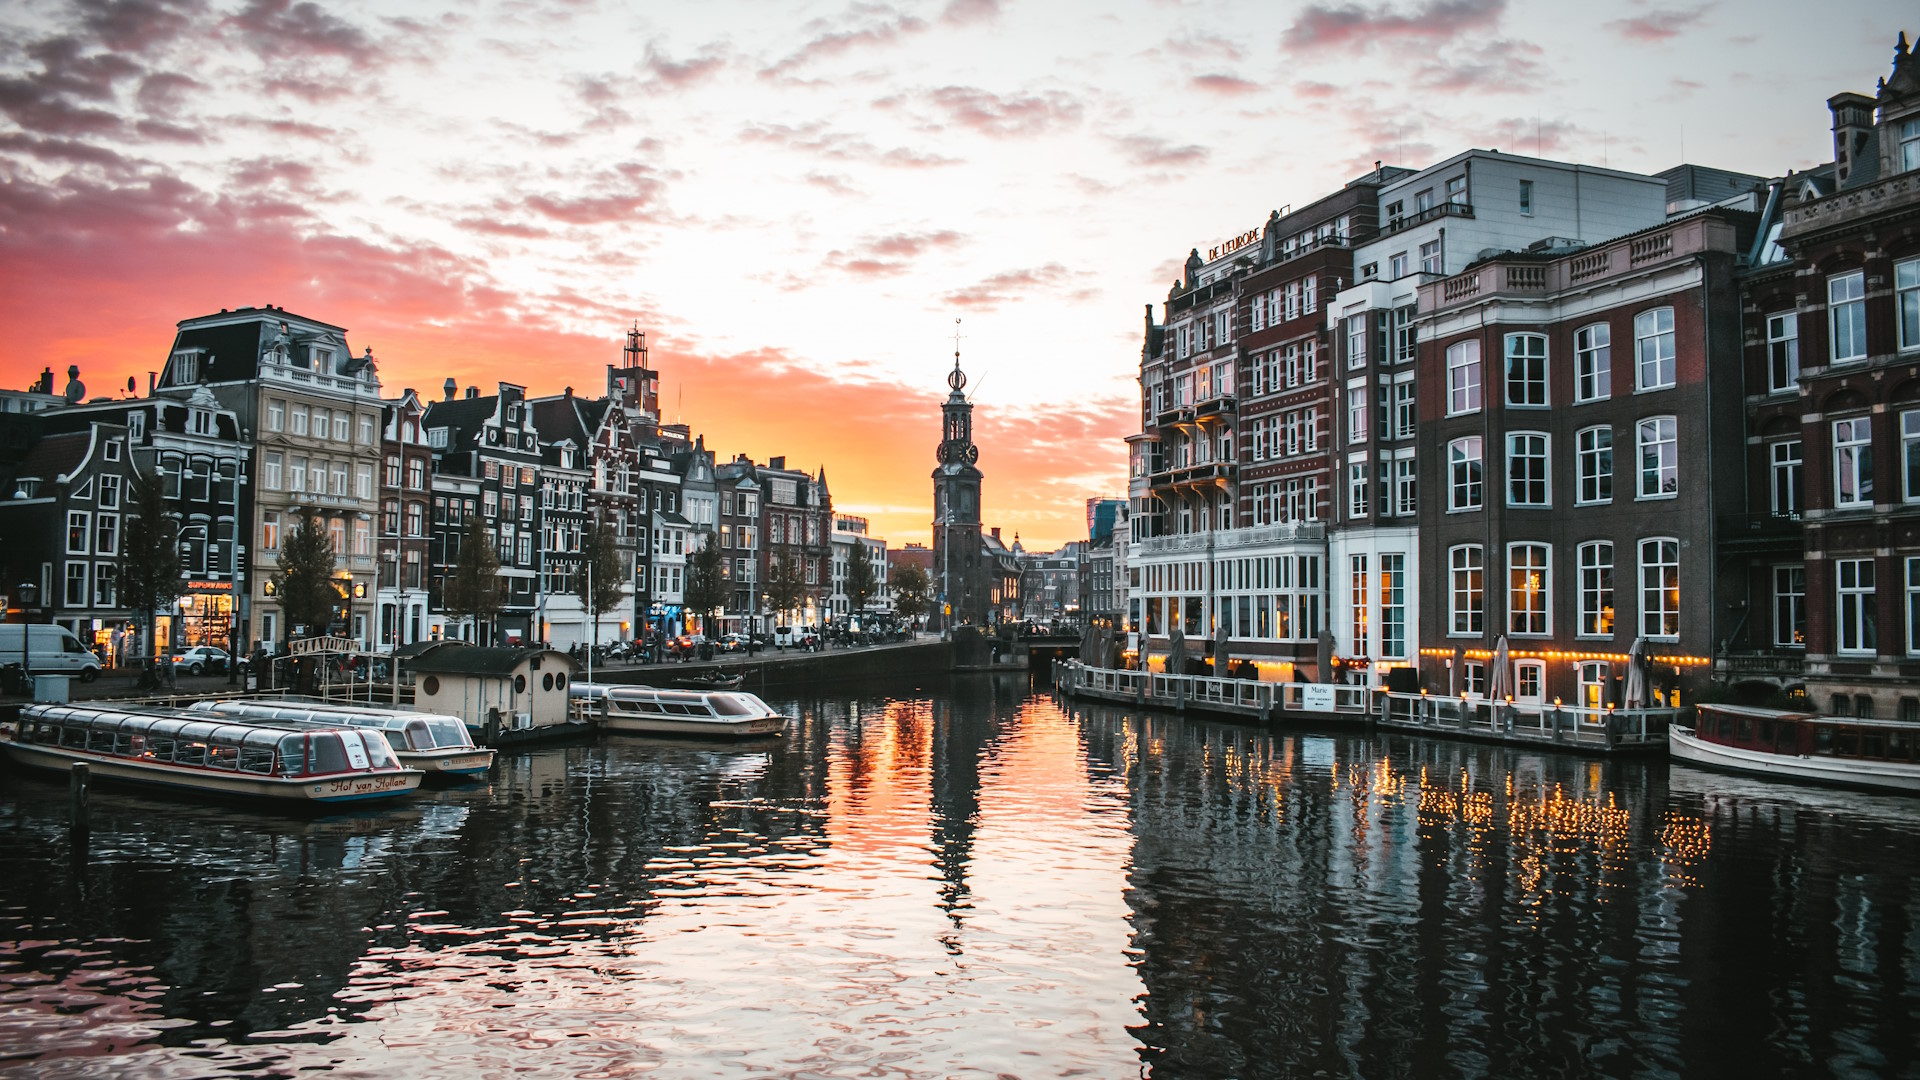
2;675;1918;1079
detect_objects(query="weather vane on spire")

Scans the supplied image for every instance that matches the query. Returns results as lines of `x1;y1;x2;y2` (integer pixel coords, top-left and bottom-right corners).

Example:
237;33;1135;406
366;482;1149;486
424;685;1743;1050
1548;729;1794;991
948;317;966;392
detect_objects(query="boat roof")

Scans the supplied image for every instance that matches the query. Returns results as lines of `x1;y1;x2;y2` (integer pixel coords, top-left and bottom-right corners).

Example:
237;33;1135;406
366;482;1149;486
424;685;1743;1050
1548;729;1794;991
1697;703;1816;721
1699;702;1920;730
23;703;348;743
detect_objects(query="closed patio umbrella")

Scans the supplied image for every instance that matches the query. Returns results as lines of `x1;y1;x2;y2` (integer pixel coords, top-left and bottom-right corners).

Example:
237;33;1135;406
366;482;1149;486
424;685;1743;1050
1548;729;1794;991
1623;636;1648;709
1316;629;1334;683
1215;619;1232;677
1488;636;1511;700
1167;625;1185;675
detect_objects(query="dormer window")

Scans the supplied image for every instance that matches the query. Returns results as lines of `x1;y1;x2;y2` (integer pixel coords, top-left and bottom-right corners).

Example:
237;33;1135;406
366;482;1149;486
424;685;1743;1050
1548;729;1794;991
428;428;447;449
1901;117;1920;174
170;350;201;385
189;408;213;436
310;344;333;369
127;413;145;441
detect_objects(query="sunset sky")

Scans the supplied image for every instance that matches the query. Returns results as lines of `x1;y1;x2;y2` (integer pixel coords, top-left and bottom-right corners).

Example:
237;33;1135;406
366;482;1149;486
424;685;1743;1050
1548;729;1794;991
0;0;1898;548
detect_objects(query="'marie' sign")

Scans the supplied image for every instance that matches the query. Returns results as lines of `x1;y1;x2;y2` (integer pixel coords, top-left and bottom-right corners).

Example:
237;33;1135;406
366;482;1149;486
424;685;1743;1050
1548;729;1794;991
1208;227;1261;261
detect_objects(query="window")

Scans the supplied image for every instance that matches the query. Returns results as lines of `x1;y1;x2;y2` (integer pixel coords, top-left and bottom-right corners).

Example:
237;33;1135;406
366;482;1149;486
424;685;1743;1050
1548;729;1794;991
103;440;120;463
1909;558;1920;657
1578;542;1614;637
407;458;425;490
1386;200;1404;227
333;413;350;441
268;399;285;432
1392;451;1416;516
356;463;374;500
65;562;87;607
1833;417;1874;508
1392;378;1416;438
311;407;329;440
1574;324;1611;402
1506;432;1549;507
1347;379;1368;442
262;511;280;551
359;414;375;445
94;513;117;556
1348;459;1369;519
1895;258;1920;355
93;564;115;607
1347;314;1369;369
331;462;347;497
98;475;119;509
1518;178;1533;215
1640;538;1680;640
1837;558;1876;654
1635;307;1676;390
382;500;399;536
1767;312;1799;392
1415;189;1433;213
1447;175;1467;204
1450;546;1483;634
1771;440;1802;517
1775;565;1805;646
1349;554;1368;652
1637;417;1678;498
1389;252;1408;278
1899;411;1920;505
290;406;308;436
1381;553;1406;658
1420;240;1441;274
353;519;371;557
1576;426;1613;505
1392;305;1417;364
1508;543;1550;635
264;452;282;490
1828;270;1867;363
1446;340;1481;414
66;511;89;554
1902;118;1920;173
1505;333;1547;406
1448;437;1482;511
385;455;401;487
406;502;424;537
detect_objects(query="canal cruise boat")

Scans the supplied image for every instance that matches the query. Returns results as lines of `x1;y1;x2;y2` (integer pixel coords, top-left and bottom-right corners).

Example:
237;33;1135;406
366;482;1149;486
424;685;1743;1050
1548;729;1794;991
189;700;496;779
1669;704;1920;794
0;702;424;806
573;683;788;739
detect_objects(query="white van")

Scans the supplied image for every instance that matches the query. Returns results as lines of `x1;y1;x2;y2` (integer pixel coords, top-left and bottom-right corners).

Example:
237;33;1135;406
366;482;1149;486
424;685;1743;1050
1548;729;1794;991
0;624;103;681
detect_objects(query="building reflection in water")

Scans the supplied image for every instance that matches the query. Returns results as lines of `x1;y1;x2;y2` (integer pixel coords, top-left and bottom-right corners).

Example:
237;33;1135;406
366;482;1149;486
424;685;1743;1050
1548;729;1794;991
1;681;1918;1078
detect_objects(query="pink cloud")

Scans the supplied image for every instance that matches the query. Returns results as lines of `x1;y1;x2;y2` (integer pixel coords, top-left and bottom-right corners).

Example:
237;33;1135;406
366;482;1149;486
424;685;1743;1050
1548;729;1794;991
942;264;1073;310
1192;73;1260;95
1114;134;1207;167
924;86;1084;137
1283;0;1506;52
1607;7;1710;44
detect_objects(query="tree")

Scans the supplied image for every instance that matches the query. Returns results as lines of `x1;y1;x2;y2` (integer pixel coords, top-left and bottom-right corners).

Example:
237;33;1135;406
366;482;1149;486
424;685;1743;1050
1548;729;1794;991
117;465;184;662
442;518;503;644
575;515;625;649
271;508;340;642
764;551;806;625
683;534;728;636
845;542;878;618
889;563;932;626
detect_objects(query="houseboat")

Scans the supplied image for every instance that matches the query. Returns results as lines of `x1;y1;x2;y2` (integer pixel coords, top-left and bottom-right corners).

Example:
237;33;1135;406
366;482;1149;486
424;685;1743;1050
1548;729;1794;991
1669;704;1920;795
574;683;787;739
189;700;495;779
1;702;423;806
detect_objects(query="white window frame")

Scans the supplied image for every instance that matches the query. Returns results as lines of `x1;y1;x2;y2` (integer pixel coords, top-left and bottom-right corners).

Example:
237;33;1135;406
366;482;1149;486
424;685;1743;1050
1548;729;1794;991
1771;440;1802;518
1767;312;1800;392
1347;457;1369;520
1446;340;1481;415
1908;557;1920;658
66;510;90;555
1637;416;1678;500
1635;307;1676;391
1639;537;1681;641
1836;557;1876;655
1506;431;1550;508
1576;425;1612;506
1504;332;1548;407
1904;410;1920;505
1774;564;1806;648
1574;323;1610;403
1449;545;1483;635
1577;541;1613;638
1898;257;1920;353
1507;542;1550;637
1448;436;1482;511
1828;270;1867;364
1833;416;1874;509
1346;378;1368;443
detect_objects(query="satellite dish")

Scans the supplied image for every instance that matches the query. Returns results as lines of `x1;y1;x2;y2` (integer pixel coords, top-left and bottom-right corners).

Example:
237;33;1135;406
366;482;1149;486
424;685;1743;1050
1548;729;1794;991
126;376;136;395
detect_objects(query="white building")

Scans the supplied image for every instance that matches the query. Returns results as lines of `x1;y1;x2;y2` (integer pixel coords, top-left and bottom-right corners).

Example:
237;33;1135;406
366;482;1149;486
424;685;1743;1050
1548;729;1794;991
830;514;890;623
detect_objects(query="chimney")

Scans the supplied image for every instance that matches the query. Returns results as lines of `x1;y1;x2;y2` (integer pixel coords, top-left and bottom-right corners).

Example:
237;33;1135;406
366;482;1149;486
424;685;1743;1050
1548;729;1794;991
564;385;573;399
991;527;1001;542
465;386;478;399
443;377;456;401
769;455;785;470
1829;92;1877;185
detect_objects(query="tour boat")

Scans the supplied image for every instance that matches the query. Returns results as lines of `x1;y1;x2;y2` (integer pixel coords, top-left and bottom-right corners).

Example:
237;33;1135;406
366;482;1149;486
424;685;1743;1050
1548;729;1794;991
575;683;787;738
189;699;496;779
1668;704;1920;794
1;702;423;806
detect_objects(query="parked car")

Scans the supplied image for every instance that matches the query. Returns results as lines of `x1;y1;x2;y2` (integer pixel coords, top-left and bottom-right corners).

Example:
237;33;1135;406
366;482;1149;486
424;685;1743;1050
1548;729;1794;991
170;646;230;676
719;634;748;652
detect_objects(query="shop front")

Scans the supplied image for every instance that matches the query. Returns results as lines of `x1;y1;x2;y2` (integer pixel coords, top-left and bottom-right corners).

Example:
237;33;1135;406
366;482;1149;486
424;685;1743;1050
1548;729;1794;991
169;580;236;653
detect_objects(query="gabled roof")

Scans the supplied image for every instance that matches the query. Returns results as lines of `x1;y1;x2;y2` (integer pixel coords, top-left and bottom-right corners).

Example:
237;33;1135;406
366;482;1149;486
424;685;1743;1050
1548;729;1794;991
13;431;92;482
421;395;497;452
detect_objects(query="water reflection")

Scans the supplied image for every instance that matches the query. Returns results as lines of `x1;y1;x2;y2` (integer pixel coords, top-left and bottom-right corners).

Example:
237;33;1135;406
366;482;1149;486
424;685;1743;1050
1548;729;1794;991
0;679;1917;1077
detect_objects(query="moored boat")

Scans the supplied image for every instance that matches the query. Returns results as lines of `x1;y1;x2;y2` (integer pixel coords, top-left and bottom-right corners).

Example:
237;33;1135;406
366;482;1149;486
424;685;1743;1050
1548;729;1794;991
1669;703;1920;795
1;702;423;806
189;699;496;779
576;683;786;738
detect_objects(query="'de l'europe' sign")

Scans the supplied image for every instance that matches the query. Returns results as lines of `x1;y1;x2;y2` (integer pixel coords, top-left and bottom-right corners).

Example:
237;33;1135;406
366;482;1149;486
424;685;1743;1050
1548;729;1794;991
1208;227;1261;261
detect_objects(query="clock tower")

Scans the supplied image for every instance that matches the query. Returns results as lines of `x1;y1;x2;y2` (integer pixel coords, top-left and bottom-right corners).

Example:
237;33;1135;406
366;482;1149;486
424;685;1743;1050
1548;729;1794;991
932;347;983;629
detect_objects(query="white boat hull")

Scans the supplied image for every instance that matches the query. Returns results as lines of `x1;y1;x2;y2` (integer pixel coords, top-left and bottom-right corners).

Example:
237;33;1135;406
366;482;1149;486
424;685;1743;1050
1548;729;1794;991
602;714;786;739
397;747;495;778
1;740;423;805
1668;726;1920;794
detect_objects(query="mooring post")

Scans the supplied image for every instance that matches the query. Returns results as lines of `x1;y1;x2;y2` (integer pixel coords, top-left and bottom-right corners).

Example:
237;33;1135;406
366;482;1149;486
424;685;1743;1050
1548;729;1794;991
70;761;89;828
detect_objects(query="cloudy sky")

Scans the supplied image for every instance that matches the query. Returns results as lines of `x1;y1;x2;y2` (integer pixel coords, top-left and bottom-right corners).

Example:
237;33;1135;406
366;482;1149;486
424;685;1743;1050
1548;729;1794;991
0;0;1901;548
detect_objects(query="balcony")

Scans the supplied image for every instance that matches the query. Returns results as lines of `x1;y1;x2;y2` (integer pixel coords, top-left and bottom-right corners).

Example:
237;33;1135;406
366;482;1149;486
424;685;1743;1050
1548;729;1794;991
1713;651;1805;685
1382;200;1473;236
1422;213;1741;313
1147;461;1235;492
1716;512;1802;554
1132;520;1324;558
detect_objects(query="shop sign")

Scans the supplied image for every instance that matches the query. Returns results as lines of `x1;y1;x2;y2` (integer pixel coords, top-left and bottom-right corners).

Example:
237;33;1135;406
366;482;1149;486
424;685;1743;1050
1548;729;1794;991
1207;226;1262;261
186;580;233;593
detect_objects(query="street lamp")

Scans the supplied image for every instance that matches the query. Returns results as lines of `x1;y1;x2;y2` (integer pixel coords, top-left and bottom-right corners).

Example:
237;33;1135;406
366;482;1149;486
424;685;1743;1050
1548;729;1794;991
14;582;38;688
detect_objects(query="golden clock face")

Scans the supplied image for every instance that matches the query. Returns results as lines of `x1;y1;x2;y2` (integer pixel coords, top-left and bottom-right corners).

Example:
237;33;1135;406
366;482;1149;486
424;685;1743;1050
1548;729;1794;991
965;445;978;465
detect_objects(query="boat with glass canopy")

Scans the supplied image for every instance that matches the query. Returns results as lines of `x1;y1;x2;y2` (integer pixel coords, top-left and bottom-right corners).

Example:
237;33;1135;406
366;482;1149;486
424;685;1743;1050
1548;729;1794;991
1670;704;1920;794
188;700;495;779
573;682;787;738
1;702;423;805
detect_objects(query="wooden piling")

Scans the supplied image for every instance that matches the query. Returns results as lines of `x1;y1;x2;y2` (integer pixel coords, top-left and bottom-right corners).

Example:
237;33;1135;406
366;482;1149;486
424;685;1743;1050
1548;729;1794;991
69;761;89;827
